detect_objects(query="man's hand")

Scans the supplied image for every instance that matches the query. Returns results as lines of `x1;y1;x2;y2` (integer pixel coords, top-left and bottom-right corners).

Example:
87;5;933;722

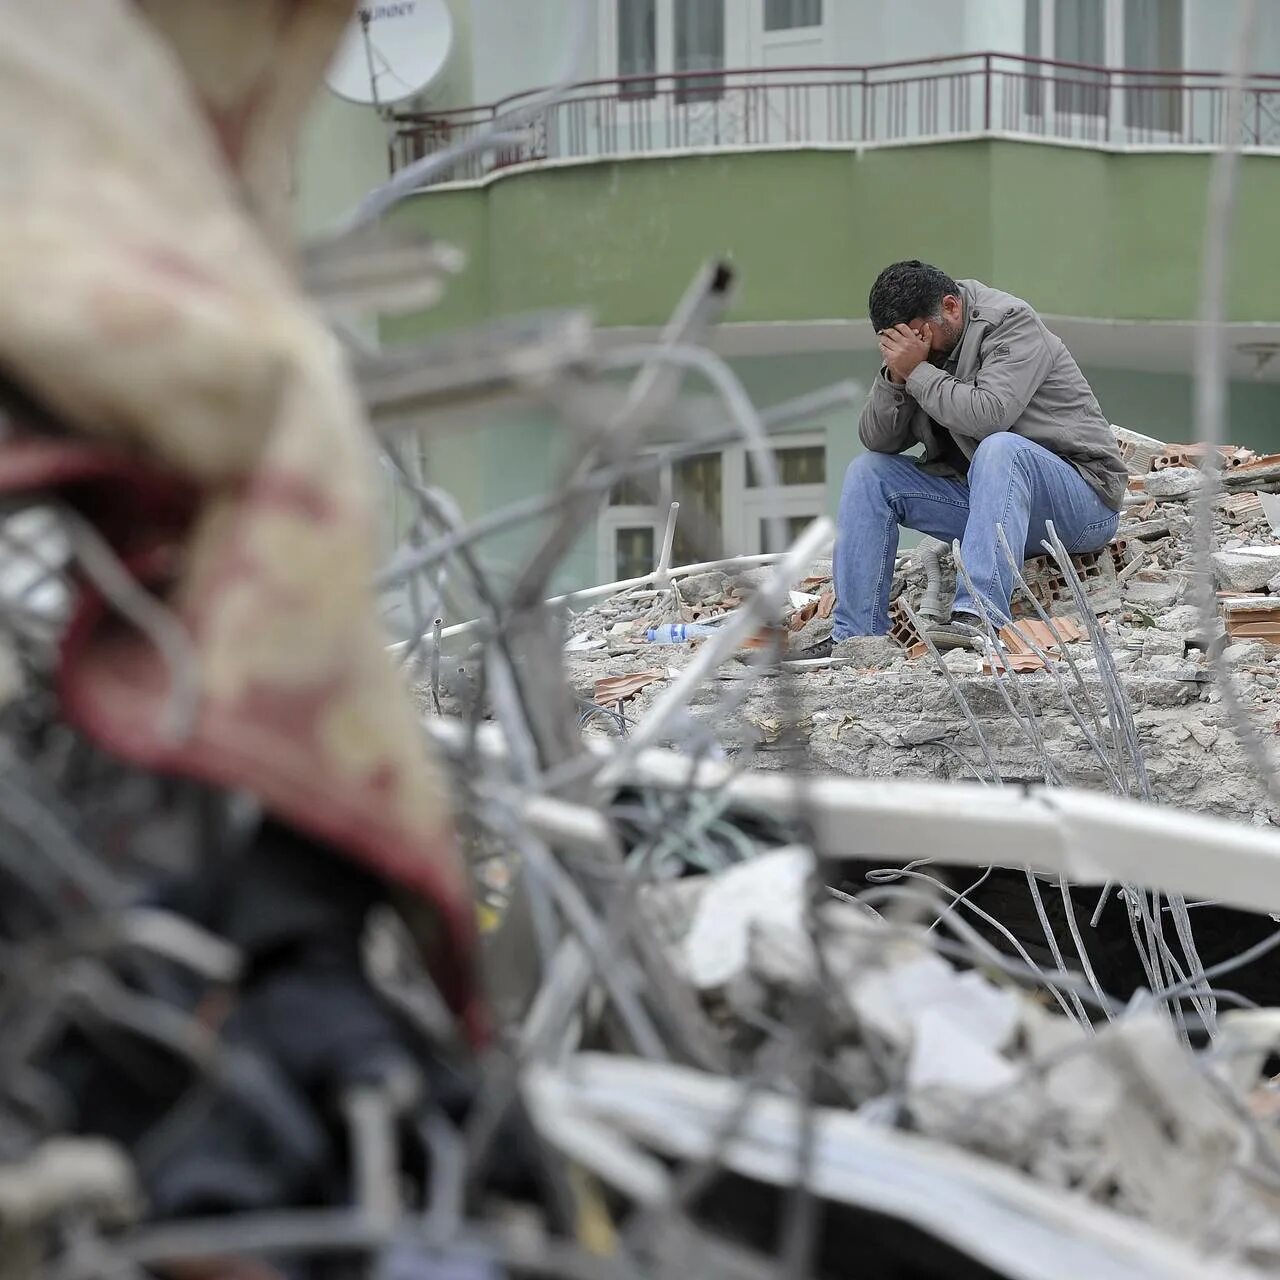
879;323;932;384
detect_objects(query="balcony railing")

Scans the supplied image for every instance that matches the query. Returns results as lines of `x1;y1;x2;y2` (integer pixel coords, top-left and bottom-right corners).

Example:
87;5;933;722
391;52;1280;184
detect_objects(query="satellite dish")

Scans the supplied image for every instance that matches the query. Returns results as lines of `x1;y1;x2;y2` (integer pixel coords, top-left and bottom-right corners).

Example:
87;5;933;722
325;0;454;106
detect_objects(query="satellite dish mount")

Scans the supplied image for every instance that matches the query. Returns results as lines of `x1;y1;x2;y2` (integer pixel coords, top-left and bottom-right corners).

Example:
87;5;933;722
325;1;455;108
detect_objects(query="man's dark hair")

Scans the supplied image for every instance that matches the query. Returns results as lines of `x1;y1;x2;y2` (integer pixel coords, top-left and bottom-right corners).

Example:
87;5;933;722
868;260;959;333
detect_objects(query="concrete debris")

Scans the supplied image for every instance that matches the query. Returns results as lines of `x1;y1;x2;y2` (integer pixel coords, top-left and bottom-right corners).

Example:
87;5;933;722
1258;491;1280;535
678;846;811;991
419;396;1280;1272
830;634;901;668
1212;546;1280;592
598;859;1280;1273
556;423;1280;823
1113;424;1168;474
1143;466;1203;498
1225;451;1280;486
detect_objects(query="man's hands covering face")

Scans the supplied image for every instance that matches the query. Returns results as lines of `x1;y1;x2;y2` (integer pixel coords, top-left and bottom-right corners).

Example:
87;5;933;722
879;323;932;385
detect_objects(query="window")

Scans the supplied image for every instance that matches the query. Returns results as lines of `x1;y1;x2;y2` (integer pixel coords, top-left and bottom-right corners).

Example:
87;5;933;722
764;0;822;32
741;440;827;554
671;451;723;563
674;0;725;103
1023;0;1044;114
1024;1;1182;131
758;515;813;549
617;0;657;98
746;443;826;487
1053;0;1106;116
1124;0;1183;132
615;526;655;580
1024;0;1105;118
596;435;827;579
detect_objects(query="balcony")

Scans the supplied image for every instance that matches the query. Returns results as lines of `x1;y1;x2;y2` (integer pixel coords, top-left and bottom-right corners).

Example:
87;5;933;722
392;52;1280;184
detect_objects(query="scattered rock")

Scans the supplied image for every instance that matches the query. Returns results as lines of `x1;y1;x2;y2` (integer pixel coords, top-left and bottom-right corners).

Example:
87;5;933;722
1154;605;1203;634
1223;641;1266;665
1124;519;1172;541
1123;575;1186;609
1212;547;1280;592
678;570;729;603
1143;467;1202;499
832;635;902;669
1140;630;1186;658
942;648;984;674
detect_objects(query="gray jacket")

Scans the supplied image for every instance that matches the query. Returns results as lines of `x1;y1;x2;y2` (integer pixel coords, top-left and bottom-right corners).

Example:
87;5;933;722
858;280;1127;511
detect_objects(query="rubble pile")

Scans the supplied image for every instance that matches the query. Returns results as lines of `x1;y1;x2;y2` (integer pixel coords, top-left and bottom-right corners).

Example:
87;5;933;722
590;848;1280;1273
561;427;1280;822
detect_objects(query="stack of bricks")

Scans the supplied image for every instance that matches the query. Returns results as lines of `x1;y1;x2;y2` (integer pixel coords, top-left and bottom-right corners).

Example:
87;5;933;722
1011;548;1115;618
1152;443;1255;472
1112;425;1166;475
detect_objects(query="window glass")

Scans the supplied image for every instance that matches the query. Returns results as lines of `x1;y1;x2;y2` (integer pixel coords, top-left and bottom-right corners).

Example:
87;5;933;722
617;0;657;98
1024;0;1045;114
1054;0;1106;117
1124;0;1183;132
674;0;725;103
671;451;723;563
746;444;826;488
758;514;814;548
764;0;822;32
609;475;651;506
615;526;655;580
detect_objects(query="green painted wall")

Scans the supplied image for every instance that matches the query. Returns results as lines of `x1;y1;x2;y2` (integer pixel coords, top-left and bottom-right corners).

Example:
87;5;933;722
387;140;1280;334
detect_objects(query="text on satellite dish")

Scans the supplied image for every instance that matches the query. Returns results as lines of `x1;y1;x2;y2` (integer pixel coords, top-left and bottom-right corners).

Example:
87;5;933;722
360;2;417;19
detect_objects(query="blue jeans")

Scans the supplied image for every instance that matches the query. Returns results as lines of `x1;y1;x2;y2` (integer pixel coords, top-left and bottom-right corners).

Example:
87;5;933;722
832;433;1120;638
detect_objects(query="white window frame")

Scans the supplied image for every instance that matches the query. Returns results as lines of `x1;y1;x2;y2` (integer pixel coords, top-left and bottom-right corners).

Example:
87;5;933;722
1023;0;1185;141
601;0;756;85
595;433;827;581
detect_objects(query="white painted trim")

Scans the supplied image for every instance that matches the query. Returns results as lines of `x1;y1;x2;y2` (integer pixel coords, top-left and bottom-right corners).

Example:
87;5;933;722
415;129;1280;194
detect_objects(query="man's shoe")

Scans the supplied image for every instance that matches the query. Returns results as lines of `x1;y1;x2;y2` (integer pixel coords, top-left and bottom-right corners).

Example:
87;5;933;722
923;613;983;652
787;614;833;658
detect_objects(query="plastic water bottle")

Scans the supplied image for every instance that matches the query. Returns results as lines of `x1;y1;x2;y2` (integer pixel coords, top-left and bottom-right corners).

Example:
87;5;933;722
645;622;720;644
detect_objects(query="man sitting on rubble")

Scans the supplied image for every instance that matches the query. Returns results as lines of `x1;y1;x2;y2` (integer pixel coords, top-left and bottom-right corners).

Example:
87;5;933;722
814;260;1127;660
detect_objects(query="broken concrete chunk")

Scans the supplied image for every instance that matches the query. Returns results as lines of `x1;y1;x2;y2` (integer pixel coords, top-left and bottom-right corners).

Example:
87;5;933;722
678;570;729;603
680;847;811;991
1141;631;1186;658
1154;605;1203;634
906;1007;1020;1094
1123;575;1186;609
852;952;1021;1055
942;649;983;674
1212;547;1280;593
1122;519;1172;541
1223;641;1266;665
1143;467;1202;499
